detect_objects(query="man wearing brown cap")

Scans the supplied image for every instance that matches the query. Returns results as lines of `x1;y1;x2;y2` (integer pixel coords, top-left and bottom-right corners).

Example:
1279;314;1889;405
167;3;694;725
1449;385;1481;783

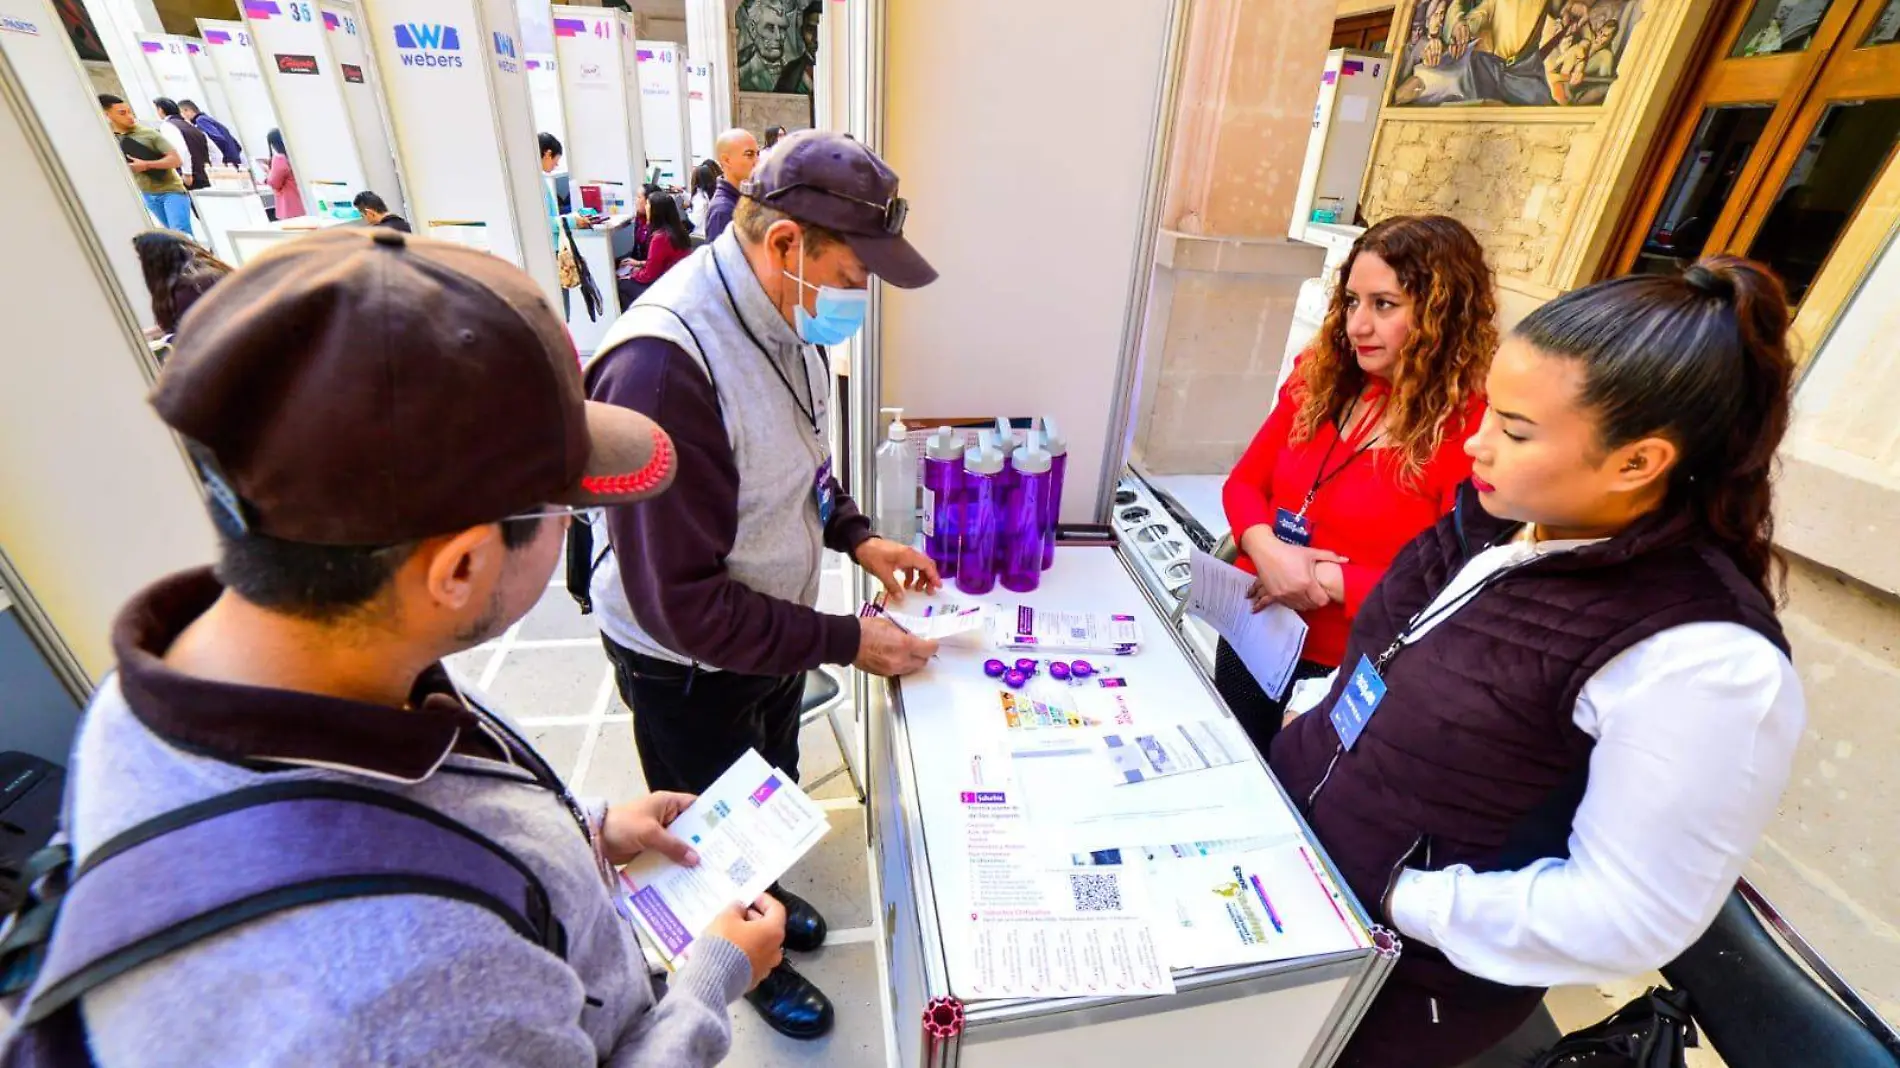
6;228;785;1066
584;128;938;1039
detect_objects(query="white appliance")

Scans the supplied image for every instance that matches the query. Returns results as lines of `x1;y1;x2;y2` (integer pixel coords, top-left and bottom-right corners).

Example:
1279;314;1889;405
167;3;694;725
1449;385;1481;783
1110;470;1220;672
1289;48;1389;243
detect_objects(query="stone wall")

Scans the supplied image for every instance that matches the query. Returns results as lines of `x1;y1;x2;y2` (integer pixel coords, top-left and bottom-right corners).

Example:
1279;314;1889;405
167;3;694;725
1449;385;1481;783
1362;118;1594;284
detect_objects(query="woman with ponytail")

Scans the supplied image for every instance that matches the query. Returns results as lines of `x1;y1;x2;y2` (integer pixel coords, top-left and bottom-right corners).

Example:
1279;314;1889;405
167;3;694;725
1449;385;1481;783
1271;256;1806;1067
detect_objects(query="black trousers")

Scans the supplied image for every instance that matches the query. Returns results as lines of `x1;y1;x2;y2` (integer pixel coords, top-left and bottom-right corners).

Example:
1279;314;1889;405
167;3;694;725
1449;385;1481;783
1213;637;1332;757
601;638;805;794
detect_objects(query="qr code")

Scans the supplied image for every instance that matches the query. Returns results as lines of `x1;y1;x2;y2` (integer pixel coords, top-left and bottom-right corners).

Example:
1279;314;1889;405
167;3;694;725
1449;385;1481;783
726;857;756;887
1070;626;1088;639
1068;872;1122;913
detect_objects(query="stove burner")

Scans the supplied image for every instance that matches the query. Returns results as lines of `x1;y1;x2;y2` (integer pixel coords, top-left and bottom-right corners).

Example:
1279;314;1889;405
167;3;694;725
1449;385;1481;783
1118;506;1151;524
1165;561;1192;583
1145;540;1185;561
1114;489;1138;506
1133;523;1175;545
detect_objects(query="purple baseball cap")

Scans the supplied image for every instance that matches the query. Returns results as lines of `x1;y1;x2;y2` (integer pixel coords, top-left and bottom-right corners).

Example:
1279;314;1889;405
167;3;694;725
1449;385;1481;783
741;129;937;289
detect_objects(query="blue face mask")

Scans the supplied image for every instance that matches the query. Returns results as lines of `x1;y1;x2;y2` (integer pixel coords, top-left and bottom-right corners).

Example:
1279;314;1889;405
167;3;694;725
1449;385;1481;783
788;242;868;346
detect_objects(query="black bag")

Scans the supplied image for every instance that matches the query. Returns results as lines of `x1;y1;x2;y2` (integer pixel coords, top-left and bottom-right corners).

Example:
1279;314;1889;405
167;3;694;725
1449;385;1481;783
1531;987;1697;1068
565;514;605;614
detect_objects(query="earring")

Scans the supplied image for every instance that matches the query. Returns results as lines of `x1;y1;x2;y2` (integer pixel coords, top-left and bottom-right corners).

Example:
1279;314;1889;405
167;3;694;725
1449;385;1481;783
1623;457;1644;472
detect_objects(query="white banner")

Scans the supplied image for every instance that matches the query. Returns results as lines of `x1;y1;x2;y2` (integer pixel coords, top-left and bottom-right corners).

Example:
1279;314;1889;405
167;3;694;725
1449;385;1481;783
198;20;281;171
551;6;642;196
685;57;713;165
635;39;689;187
137;34;212;108
319;0;404;213
525;52;563;145
242;0;371;212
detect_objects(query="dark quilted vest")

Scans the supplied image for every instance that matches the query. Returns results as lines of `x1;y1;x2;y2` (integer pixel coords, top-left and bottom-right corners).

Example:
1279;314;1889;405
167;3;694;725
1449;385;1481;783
1270;483;1787;1050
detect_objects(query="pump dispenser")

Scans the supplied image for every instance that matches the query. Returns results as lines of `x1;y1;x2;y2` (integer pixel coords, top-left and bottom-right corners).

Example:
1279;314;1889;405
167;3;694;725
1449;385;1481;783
1002;431;1052;593
922;426;965;579
1040;416;1068;569
875;408;917;547
956;430;1006;595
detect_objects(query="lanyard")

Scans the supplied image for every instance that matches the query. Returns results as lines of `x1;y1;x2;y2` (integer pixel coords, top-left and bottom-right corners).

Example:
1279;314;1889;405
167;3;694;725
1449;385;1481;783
1299;395;1387;517
1373;533;1538;673
713;253;821;437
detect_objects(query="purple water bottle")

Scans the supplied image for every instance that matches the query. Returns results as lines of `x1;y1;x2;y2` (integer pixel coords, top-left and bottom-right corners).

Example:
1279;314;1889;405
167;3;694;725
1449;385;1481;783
993;417;1018;575
1041;416;1067;570
956;431;1005;596
1001;438;1052;593
922;426;964;580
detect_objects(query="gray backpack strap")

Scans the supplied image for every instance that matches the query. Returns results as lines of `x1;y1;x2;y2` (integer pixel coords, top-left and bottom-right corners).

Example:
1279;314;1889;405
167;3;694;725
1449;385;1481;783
0;781;563;1067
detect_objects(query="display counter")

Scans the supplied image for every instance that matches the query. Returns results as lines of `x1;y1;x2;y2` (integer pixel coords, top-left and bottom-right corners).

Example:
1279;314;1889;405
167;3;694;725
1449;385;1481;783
189;188;271;266
868;542;1395;1068
222;215;359;266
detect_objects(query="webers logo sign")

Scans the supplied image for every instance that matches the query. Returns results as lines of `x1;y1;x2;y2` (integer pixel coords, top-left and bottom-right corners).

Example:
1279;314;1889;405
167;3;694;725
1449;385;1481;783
393;23;462;67
492;31;519;73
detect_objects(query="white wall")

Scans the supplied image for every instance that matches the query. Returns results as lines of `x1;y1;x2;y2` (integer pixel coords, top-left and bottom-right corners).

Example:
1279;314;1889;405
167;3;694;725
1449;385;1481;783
877;0;1176;522
0;50;215;679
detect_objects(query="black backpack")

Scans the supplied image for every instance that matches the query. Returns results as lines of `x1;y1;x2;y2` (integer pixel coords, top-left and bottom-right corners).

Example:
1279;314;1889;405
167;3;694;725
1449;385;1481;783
1531;987;1697;1067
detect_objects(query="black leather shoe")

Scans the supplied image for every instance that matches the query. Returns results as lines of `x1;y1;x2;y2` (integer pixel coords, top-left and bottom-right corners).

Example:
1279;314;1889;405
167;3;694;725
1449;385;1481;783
769;882;828;953
744;960;835;1040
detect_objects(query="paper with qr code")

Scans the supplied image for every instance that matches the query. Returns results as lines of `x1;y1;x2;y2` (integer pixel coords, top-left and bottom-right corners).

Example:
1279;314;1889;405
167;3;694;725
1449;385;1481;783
952;788;1174;998
618;749;829;968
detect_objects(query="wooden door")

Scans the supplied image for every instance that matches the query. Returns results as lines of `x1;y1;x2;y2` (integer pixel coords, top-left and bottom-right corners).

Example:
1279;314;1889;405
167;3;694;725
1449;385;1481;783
1608;0;1900;306
1331;10;1395;53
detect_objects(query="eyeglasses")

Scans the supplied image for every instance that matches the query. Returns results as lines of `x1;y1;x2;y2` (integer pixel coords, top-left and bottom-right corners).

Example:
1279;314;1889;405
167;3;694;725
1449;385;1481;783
758;182;909;235
504;505;587;524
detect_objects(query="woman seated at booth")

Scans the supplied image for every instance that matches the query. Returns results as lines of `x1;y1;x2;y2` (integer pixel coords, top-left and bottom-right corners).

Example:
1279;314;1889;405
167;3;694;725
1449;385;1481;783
1218;214;1494;752
1270;256;1806;1068
618;192;694;309
132;228;232;343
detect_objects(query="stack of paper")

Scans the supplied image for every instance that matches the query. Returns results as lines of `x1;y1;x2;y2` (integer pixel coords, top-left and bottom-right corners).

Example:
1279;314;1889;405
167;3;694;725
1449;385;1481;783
991;605;1142;655
1184;548;1308;699
618;750;829;968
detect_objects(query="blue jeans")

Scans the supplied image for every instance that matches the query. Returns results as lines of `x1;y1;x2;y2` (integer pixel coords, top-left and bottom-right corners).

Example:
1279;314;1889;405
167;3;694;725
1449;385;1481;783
143;192;192;232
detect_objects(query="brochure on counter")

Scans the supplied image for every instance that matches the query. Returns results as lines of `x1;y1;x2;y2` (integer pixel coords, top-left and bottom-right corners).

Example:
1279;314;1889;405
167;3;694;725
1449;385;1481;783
618;749;829;968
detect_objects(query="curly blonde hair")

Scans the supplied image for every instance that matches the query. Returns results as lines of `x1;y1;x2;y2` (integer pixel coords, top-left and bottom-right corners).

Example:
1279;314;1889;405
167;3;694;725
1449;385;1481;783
1296;214;1496;486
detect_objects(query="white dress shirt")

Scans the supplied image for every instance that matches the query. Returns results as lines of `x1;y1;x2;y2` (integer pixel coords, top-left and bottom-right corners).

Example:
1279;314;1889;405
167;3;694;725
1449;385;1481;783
1380;531;1805;987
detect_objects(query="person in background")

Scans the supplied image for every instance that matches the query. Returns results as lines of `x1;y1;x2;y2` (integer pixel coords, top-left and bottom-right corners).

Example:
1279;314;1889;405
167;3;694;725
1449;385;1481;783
689;158;721;235
703;128;758;243
761;125;787;155
539;131;564;238
101;95;192;233
177;99;242;168
1272;257;1805;1068
0;227;785;1067
583;130;940;1042
131;228;232;340
1218;214;1494;753
352;191;410;233
264;129;304;220
631;183;662;259
153;97;211;190
619;191;692;308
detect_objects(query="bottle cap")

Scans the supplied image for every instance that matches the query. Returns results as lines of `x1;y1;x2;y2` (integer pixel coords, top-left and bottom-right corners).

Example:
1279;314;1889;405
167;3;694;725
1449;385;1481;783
1042;416;1067;457
1012;441;1052;475
964;430;1004;476
927;426;964;461
882;407;907;442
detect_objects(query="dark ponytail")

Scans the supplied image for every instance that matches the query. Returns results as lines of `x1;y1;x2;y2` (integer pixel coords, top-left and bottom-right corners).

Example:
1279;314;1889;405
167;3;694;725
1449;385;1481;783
1512;255;1795;602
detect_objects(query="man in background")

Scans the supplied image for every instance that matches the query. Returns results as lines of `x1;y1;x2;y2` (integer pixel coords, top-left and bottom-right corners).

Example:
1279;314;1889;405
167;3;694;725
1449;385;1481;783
178;99;244;169
101;94;192;232
352;191;410;232
154;97;211;190
703;128;757;243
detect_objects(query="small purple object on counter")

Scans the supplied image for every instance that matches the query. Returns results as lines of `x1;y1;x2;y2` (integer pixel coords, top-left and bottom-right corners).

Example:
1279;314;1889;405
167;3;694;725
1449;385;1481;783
1070;660;1095;679
1014;658;1038;674
1049;661;1072;681
1003;669;1029;689
984;659;1007;678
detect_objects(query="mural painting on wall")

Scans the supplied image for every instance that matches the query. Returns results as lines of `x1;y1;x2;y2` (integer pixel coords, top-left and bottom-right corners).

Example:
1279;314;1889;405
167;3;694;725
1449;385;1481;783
735;0;822;95
52;0;110;62
1393;0;1642;108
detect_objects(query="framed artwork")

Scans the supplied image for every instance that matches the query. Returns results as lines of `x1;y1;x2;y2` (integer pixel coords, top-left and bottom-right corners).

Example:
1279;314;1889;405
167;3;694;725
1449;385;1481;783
1392;0;1644;107
734;0;821;96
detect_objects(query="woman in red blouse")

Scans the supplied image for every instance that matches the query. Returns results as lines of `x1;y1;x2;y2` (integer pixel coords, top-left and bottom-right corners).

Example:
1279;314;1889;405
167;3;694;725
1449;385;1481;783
1219;214;1496;752
619;192;695;308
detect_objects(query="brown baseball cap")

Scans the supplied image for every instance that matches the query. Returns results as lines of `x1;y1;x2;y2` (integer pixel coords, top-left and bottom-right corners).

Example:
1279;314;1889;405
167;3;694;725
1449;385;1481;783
153;227;675;546
741;129;937;289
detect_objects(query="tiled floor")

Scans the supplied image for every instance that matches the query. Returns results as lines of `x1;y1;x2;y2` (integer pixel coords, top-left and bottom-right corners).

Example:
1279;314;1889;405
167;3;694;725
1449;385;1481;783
448;553;891;1068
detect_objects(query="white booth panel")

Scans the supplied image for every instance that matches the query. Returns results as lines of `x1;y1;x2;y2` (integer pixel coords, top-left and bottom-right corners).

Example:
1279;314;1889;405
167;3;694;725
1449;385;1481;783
0;0;154;328
552;6;643;201
138;34;210;107
634;39;688;186
244;0;372;214
685;56;712;163
187;40;237;129
320;0;404;213
525;52;563;144
0;47;215;680
199;20;281;172
878;0;1176;522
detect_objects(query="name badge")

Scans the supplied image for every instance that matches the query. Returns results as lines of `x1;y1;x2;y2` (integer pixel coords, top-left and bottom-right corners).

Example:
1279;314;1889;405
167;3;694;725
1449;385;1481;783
1273;507;1313;547
1329;654;1387;750
813;457;836;526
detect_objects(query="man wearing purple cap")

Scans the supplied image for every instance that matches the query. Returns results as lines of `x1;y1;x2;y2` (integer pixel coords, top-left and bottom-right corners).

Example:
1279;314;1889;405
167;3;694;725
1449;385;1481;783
584;128;939;1039
6;228;787;1066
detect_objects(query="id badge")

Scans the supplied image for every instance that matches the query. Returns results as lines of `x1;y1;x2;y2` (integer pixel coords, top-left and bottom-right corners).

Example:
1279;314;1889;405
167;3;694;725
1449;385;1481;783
1273;507;1313;547
1329;654;1387;751
813;458;836;526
